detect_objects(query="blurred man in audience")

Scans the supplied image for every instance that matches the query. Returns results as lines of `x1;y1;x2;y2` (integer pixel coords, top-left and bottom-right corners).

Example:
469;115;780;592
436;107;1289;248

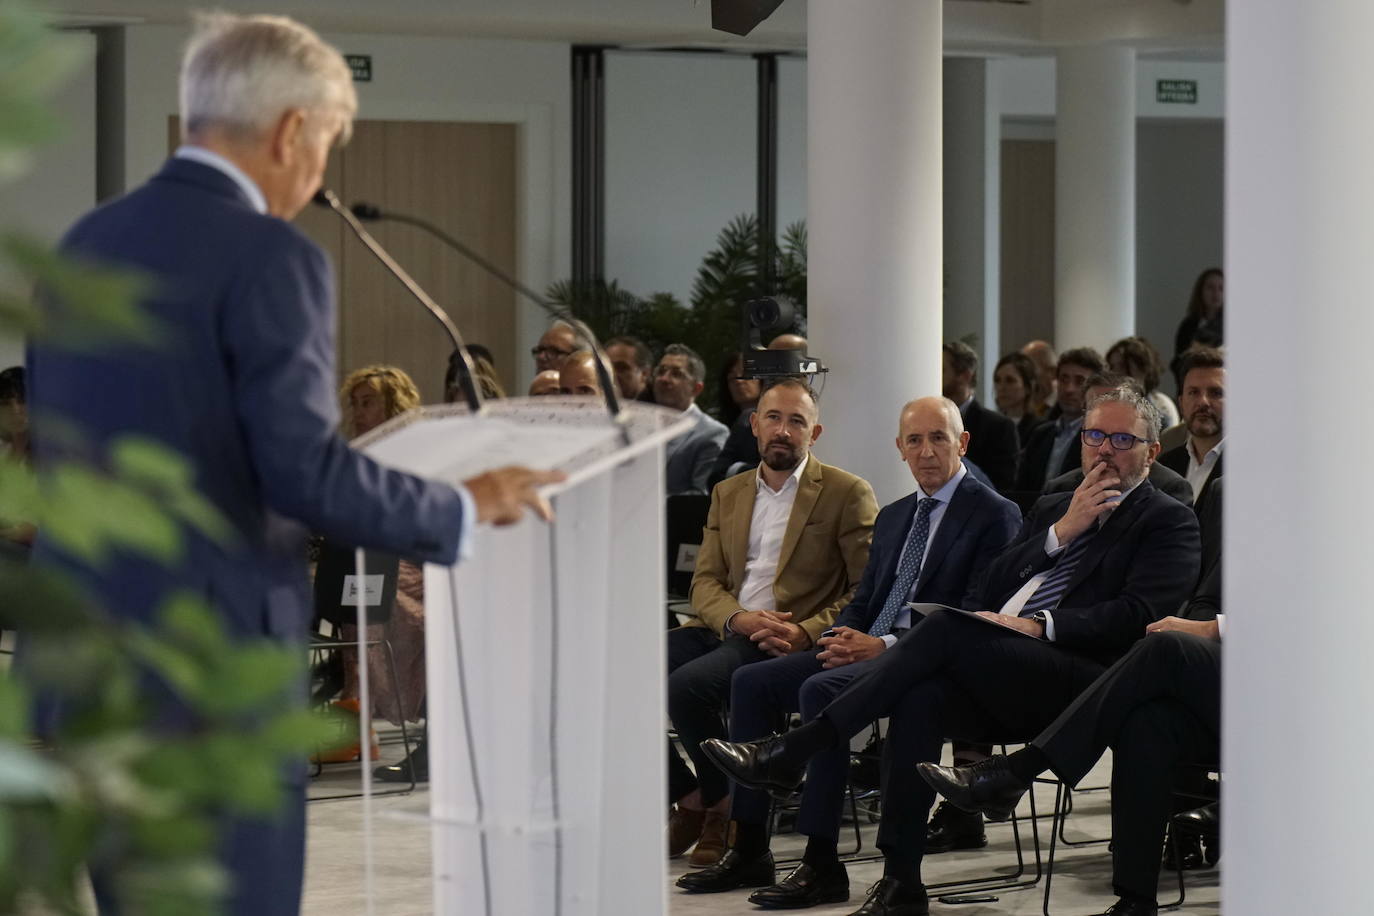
1045;375;1193;505
920;480;1224;916
558;350;601;396
1158;347;1225;508
703;388;1199;916
667;378;876;868
679;397;1020;903
942;341;1019;491
656;343;729;495
605;335;654;402
1021;339;1058;416
527;370;561;397
769;333;808;352
531;319;577;373
1017;347;1105;491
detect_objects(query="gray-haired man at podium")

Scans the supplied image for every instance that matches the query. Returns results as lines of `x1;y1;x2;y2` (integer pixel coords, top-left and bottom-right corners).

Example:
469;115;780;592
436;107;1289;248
26;13;561;916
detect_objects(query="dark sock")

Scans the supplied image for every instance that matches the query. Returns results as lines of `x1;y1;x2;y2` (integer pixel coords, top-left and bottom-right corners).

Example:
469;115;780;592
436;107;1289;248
1006;745;1050;784
802;835;839;870
882;856;920;889
734;820;769;859
781;717;839;762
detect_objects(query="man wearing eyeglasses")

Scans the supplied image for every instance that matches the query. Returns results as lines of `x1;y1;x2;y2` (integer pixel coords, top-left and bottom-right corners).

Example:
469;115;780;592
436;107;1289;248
701;387;1199;916
530;320;578;373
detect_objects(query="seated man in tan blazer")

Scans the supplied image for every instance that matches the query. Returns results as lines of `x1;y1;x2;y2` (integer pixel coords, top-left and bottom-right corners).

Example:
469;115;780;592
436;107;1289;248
667;377;877;866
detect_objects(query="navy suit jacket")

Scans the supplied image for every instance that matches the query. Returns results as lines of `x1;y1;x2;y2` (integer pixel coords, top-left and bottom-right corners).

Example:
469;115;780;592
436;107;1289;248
831;473;1022;633
962;398;1019;491
976;480;1200;664
28;157;466;645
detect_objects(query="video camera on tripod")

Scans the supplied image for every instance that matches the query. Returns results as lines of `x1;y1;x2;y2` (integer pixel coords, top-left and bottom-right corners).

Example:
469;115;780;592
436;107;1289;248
739;295;827;381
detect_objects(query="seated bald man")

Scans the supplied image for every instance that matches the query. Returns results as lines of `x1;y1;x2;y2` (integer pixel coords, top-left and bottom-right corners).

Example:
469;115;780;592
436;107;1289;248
558;349;601;396
679;397;1020;905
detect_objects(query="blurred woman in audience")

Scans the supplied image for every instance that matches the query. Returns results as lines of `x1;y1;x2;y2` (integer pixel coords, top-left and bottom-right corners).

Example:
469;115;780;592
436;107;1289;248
1173;267;1224;388
714;351;760;427
0;367;34;554
322;365;429;773
1107;336;1181;428
993;351;1047;447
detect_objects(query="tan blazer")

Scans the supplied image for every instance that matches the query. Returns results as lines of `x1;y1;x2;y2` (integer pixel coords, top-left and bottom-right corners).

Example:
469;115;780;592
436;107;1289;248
686;457;877;645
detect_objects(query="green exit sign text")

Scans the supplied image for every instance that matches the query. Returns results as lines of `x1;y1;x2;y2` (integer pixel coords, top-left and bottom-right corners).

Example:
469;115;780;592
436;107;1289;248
346;54;372;82
1157;79;1198;104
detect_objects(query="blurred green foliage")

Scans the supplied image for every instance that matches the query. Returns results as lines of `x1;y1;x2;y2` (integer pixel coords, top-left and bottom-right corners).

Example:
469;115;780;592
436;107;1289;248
0;4;342;913
547;213;807;414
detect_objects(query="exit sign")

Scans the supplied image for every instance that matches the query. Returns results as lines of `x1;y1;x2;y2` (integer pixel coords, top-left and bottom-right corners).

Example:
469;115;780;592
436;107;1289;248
1157;79;1198;104
346;54;372;82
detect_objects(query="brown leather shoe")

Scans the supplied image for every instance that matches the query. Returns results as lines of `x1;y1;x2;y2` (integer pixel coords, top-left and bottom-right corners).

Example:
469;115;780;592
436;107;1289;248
668;805;707;858
687;809;729;867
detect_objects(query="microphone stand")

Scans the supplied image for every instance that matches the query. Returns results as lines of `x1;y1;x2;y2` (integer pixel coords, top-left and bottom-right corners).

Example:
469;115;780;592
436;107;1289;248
348;202;630;446
313;190;485;416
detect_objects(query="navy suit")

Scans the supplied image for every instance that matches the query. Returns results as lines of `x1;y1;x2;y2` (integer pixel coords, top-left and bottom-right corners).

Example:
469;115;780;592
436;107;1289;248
27;158;467;915
961;398;1020;491
727;473;1021;840
817;479;1200;876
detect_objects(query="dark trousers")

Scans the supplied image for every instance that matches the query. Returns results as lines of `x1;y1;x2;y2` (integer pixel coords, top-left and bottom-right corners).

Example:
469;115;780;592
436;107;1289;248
1034;631;1220;901
728;649;877;840
93;783;306;915
667;626;769;806
819;611;1105;877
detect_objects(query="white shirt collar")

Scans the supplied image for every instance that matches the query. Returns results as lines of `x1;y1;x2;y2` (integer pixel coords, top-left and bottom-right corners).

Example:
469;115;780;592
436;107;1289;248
174;145;269;215
756;452;809;494
918;462;967;503
1187;436;1225;464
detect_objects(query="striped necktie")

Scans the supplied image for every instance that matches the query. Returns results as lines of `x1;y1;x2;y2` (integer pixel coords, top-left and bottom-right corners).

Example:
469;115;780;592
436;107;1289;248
1019;526;1098;616
869;498;938;637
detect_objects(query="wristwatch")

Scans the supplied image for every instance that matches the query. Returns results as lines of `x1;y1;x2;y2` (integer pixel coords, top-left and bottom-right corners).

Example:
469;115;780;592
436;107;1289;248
1029;611;1048;634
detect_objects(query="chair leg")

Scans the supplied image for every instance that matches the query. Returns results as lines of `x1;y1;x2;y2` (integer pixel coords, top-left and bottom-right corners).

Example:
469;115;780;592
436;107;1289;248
380;637;416;794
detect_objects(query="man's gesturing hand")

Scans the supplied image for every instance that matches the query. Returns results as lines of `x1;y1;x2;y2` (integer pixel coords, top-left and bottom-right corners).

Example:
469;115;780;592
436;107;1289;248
816;626;886;669
1053;460;1122;543
464;466;567;525
744;610;811;657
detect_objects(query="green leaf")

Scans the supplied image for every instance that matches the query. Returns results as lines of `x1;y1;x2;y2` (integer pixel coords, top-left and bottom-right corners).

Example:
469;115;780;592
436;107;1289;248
0;676;29;738
109;437;234;545
41;464;182;566
0;741;70;800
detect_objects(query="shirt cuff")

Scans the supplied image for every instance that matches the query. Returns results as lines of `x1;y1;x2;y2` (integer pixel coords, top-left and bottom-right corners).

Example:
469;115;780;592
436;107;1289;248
1044;527;1065;555
880;634;898;649
1041;611;1057;642
1216;613;1225;638
455;484;477;561
725;610;745;634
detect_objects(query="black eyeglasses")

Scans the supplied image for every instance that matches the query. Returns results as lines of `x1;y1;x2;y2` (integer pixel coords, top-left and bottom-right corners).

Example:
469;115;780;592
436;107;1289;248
1081;428;1149;450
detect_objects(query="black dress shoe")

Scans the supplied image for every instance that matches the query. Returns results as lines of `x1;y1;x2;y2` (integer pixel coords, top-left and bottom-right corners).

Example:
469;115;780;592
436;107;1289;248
700;735;805;799
1102;897;1157;915
1171;801;1220;837
747;862;849;909
374;741;428;783
917;756;1027;822
849;877;928;915
924;801;987;854
675;848;775;893
1161;829;1205;870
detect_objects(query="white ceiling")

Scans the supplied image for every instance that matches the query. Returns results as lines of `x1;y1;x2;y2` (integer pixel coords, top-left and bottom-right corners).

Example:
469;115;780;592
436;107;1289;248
50;0;1223;57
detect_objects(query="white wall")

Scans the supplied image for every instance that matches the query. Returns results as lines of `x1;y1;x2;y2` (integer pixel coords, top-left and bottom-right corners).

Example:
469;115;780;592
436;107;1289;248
111;24;571;387
0;30;97;370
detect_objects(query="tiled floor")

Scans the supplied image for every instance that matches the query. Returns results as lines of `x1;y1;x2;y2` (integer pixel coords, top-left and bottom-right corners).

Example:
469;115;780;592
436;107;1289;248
303;738;1220;915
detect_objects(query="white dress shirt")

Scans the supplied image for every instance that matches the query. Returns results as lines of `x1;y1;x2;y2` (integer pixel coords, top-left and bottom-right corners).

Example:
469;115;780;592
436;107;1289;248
879;464;968;648
1184;437;1224;504
728;455;810;630
998;477;1146;640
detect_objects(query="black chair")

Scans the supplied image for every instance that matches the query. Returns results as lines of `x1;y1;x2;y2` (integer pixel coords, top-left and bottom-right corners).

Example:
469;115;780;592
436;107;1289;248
665;494;711;626
307;542;417;800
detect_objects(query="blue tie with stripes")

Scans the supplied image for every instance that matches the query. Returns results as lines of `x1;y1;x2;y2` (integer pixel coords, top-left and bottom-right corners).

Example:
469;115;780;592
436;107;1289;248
869;498;938;637
1019;526;1098;616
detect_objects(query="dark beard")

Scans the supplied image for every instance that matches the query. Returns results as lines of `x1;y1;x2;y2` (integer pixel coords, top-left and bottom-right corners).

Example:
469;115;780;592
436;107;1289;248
762;445;801;472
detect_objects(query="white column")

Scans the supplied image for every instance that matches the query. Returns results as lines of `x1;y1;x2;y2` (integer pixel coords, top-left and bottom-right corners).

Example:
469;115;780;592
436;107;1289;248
1054;45;1135;351
1226;4;1374;912
808;0;942;504
943;57;1002;396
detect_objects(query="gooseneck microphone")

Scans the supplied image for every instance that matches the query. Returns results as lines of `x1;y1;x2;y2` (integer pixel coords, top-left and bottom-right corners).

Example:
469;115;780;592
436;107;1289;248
312;189;485;415
347;201;629;445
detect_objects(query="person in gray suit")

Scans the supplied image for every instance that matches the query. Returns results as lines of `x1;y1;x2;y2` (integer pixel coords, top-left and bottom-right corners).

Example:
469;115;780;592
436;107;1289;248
656;343;728;494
